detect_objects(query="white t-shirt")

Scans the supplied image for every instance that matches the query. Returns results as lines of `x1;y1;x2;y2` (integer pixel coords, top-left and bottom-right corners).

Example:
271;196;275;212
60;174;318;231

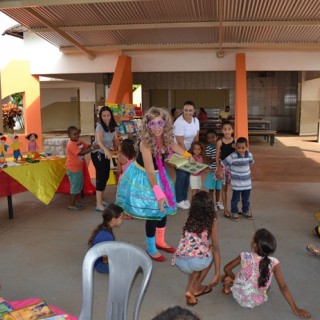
174;115;199;151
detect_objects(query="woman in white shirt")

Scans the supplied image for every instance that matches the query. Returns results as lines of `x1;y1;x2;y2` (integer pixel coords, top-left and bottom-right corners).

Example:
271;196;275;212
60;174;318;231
173;100;199;209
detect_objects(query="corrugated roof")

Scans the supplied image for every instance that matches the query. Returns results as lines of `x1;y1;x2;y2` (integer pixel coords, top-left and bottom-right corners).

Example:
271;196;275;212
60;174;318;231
0;0;319;58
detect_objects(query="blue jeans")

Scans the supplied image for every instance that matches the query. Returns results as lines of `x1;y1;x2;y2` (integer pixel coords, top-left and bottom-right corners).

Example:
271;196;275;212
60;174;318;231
231;189;251;214
175;169;190;203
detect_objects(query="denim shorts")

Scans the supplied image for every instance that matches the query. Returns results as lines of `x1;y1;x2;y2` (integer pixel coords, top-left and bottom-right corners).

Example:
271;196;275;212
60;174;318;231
175;255;212;275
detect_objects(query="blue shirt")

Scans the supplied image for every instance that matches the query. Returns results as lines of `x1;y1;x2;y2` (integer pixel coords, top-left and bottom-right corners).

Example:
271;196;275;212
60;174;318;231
92;229;114;269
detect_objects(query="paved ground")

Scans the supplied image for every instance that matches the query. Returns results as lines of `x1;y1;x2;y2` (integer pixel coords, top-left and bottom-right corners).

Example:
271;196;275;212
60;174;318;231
0;134;319;319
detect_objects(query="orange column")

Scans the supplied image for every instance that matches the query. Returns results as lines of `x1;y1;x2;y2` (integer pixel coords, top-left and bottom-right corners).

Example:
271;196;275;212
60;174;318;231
106;55;132;104
235;53;248;140
0;60;42;150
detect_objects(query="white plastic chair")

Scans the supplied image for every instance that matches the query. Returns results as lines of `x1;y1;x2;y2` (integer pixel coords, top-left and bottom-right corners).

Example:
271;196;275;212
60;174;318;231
79;241;152;320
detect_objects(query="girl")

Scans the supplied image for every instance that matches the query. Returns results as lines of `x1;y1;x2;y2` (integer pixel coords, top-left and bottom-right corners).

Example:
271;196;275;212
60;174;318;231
91;106;119;212
116;107;187;262
221;228;311;319
172;191;220;306
88;203;124;273
204;129;223;211
190;141;204;197
116;138;136;182
215;120;235;218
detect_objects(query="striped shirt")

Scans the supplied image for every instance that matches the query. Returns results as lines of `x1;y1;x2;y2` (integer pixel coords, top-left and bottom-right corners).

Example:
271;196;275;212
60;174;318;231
221;151;254;190
205;144;217;172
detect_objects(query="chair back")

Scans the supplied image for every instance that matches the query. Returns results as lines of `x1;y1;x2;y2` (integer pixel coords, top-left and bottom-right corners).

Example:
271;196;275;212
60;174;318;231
79;241;152;320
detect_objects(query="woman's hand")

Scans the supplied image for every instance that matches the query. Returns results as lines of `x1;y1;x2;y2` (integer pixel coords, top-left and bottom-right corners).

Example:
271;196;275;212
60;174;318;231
104;149;112;160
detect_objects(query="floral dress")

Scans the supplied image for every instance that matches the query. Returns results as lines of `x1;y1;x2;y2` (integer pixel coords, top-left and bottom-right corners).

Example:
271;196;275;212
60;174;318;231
231;252;279;308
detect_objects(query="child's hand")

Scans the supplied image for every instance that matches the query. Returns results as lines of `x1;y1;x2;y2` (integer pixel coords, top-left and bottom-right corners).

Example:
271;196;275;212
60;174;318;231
293;308;311;319
209;273;220;288
216;170;223;180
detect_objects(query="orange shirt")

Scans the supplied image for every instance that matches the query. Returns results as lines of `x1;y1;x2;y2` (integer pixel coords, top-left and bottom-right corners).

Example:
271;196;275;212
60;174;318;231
66;140;89;172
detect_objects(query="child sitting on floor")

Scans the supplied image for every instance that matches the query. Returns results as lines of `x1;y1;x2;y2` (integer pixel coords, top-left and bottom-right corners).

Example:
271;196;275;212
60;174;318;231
221;228;311;319
87;204;124;273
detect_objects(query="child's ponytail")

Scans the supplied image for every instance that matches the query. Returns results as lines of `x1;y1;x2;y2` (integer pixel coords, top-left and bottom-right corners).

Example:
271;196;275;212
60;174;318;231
254;228;277;288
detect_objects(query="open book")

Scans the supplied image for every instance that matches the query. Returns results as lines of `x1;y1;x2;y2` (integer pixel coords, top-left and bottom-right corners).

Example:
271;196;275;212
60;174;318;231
166;154;208;174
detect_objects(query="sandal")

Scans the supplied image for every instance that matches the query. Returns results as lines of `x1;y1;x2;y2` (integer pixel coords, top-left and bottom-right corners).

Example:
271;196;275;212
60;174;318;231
223;213;231;219
185;295;198;306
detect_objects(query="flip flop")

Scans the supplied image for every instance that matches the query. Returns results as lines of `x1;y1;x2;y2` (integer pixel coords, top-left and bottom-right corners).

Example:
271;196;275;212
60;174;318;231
68;206;81;211
194;285;212;297
95;207;104;212
223;213;231;219
185;296;198;306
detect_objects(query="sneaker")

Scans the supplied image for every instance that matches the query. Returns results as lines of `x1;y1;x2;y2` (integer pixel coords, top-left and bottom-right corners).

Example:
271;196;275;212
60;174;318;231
184;200;190;207
177;201;190;209
306;244;320;256
216;202;224;210
242;212;254;220
231;213;239;220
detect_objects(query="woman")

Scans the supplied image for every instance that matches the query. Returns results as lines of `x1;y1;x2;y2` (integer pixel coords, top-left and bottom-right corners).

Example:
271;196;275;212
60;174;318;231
91;106;119;211
116;107;188;261
197;107;208;122
174;100;200;209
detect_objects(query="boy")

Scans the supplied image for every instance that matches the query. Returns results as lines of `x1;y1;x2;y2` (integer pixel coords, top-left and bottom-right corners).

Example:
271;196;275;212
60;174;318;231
204;129;224;210
66;126;97;210
221;137;254;220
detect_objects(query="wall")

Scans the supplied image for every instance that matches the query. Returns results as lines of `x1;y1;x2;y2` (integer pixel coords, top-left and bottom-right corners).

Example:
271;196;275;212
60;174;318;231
299;77;320;135
134;71;298;132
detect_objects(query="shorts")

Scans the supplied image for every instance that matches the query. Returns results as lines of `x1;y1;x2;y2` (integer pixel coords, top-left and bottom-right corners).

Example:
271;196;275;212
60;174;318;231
190;175;201;190
175;255;212;275
222;167;231;185
204;172;222;190
67;170;84;194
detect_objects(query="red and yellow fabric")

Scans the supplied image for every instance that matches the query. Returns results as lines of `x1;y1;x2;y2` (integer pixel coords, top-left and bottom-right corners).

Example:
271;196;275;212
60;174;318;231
2;157;66;205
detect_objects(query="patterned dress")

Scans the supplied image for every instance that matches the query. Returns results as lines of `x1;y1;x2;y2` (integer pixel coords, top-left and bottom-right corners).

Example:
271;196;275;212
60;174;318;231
231;252;279;308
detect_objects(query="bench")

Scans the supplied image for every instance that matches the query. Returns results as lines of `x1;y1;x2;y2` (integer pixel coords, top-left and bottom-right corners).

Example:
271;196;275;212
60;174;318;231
248;130;277;146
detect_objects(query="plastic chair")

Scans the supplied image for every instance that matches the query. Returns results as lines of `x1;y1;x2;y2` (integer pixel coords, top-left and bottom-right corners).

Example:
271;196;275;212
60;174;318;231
79;241;152;320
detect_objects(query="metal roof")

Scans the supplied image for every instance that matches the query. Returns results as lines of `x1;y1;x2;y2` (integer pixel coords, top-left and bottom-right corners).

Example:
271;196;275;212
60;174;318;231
0;0;319;59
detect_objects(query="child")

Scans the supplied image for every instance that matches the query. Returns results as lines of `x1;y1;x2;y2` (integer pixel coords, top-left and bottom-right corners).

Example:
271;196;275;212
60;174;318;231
221;228;311;319
65;126;97;210
87;204;124;273
172;191;220;306
117;138;136;219
204;129;224;211
116;138;136;182
26;133;39;153
221;137;254;220
190;141;204;197
216;120;236;218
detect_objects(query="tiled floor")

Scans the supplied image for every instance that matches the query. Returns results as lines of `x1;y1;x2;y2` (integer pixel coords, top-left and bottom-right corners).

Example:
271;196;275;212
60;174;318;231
0;134;319;319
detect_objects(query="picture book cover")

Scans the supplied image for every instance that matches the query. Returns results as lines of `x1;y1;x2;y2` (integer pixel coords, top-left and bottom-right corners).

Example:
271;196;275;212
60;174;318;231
166;154;208;174
0;301;13;320
2;300;55;320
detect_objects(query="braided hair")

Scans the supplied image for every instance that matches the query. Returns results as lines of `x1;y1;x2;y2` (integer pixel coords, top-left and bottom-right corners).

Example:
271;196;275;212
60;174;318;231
254;228;277;288
183;191;216;237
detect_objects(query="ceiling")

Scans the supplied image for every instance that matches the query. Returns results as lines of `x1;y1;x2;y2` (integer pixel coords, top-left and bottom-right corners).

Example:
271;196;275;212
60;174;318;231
0;0;319;60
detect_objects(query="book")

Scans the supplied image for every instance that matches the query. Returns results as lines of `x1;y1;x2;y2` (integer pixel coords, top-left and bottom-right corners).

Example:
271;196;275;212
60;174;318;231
0;301;13;320
166;154;208;174
2;300;55;320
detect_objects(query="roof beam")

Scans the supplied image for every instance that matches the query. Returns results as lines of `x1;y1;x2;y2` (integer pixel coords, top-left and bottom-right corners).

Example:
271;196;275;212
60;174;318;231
24;7;96;59
0;0;146;9
59;42;320;53
29;20;320;34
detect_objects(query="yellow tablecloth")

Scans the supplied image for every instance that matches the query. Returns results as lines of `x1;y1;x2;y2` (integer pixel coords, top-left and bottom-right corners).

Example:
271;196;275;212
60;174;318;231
2;157;66;205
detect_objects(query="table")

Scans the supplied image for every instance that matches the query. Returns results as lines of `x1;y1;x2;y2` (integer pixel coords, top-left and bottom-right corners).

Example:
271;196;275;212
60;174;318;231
0;158;95;219
200;119;270;130
1;297;77;319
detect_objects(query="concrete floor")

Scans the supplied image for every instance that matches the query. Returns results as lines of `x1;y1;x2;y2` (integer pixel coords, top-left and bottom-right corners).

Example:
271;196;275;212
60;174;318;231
0;134;319;320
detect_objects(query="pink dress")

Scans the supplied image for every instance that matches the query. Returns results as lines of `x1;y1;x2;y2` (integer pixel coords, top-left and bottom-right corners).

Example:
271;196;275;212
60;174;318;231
231;252;279;308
